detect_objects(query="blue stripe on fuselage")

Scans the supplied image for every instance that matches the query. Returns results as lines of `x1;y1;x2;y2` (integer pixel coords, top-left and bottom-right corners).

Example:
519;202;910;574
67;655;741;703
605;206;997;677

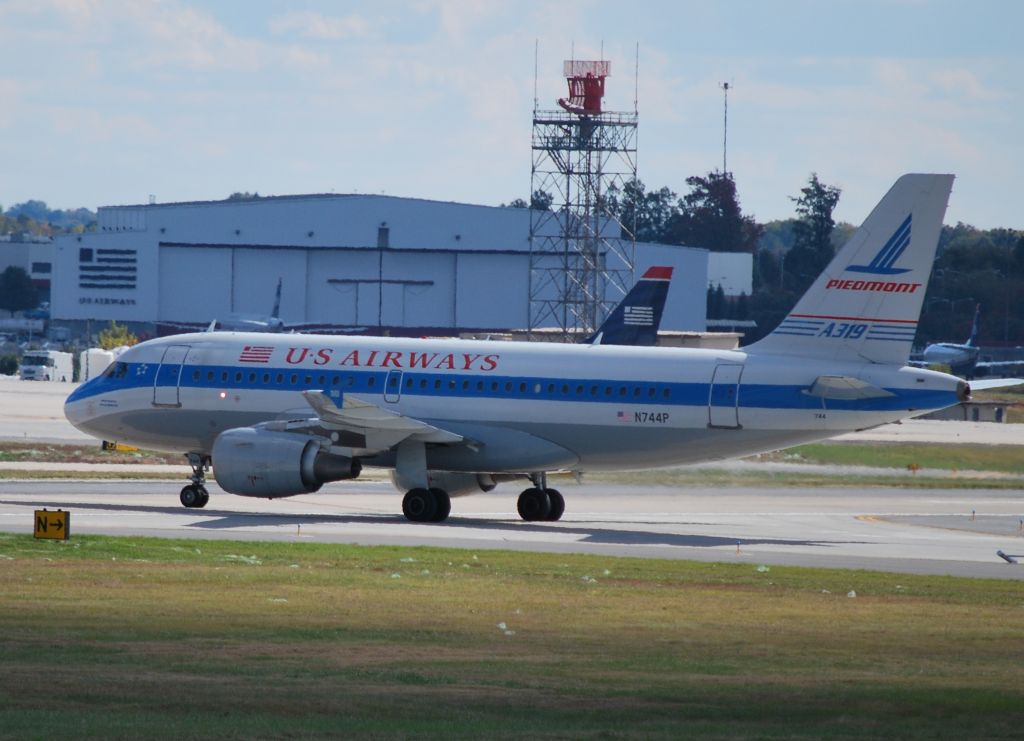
67;362;959;413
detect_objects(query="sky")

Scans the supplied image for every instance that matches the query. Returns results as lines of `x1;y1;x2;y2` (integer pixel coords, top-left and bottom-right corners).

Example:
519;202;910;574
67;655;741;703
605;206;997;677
0;0;1021;229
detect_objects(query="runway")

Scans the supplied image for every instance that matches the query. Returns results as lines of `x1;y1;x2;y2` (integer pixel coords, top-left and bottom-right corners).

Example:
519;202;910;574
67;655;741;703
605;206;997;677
2;479;1022;580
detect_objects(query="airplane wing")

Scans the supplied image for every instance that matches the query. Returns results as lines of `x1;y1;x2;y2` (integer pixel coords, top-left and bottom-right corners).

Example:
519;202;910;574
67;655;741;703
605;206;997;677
300;391;464;449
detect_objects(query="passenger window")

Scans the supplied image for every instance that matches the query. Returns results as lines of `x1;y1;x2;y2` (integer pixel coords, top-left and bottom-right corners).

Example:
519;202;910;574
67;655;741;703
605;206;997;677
576;385;583;395
434;379;441;390
648;387;656;397
276;373;284;383
534;383;541;393
249;372;256;383
420;379;428;389
290;374;297;384
519;382;527;392
663;388;671;398
619;387;626;396
263;373;270;384
192;370;200;381
207;371;214;381
504;382;512;392
332;376;340;386
476;380;484;391
547;383;555;393
462;380;470;390
221;372;228;382
561;384;569;394
318;375;325;385
367;377;375;388
304;375;312;384
235;372;242;382
406;378;414;388
448;379;456;390
633;387;641;397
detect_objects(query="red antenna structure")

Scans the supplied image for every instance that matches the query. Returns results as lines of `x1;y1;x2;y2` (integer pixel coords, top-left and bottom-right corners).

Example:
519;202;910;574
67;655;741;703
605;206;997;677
529;56;638;341
558;60;609;115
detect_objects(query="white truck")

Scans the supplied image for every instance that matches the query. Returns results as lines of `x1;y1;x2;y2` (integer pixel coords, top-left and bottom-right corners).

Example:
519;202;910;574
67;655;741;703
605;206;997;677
20;350;73;382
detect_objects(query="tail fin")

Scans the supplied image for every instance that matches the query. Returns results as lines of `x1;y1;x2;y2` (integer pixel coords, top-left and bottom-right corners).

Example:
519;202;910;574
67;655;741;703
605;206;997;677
589;266;672;345
749;174;954;364
967;303;981;346
272;277;283;319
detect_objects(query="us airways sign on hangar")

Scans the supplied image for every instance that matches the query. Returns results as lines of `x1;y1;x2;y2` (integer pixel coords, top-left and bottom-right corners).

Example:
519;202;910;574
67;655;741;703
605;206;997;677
52;194;708;337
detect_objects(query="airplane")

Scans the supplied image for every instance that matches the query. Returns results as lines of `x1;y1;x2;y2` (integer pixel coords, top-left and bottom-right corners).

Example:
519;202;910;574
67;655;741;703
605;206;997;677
917;303;980;378
66;174;973;523
208;277;286;333
588;266;672;346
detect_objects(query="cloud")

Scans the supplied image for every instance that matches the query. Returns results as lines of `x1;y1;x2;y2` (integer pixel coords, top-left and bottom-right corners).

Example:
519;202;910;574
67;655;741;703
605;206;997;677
268;11;370;41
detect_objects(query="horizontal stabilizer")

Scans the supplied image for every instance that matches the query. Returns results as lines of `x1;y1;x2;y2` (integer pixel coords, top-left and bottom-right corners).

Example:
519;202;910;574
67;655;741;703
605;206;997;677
967;378;1024;392
802;376;895;401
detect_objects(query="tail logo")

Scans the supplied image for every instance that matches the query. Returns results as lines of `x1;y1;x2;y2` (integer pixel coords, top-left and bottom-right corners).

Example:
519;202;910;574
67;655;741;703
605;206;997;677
847;214;912;275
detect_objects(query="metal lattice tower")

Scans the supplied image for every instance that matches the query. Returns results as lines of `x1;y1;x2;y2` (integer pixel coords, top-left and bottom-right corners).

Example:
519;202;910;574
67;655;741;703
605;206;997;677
528;59;638;341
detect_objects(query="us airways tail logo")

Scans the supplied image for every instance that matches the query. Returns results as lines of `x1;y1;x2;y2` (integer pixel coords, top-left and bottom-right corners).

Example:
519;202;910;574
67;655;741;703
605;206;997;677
847;214;912;275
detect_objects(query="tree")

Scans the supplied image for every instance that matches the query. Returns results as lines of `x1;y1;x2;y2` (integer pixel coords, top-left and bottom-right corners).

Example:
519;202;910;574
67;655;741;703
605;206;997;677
97;321;139;349
0;266;38;316
664;172;762;252
781;173;840;293
529;189;553;211
606;178;679;242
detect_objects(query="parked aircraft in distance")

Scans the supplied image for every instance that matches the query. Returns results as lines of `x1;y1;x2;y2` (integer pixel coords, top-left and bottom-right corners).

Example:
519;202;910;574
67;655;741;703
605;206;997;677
208;277;286;333
916;303;981;377
588;266;672;346
67;175;976;523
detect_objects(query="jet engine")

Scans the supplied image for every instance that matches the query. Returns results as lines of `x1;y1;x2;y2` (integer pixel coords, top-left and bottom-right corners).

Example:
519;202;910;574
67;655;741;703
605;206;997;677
212;427;360;498
390;470;520;497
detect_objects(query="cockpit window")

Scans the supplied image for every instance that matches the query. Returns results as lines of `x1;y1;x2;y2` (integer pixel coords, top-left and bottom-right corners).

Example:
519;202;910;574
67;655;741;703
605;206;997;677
103;362;129;379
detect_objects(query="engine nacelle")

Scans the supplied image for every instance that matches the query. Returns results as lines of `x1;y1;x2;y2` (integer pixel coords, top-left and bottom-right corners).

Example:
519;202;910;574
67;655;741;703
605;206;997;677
390;470;519;497
213;427;360;498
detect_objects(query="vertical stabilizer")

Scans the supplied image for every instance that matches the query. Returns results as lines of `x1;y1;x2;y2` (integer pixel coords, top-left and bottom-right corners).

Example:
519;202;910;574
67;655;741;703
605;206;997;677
749;174;954;365
588;266;673;346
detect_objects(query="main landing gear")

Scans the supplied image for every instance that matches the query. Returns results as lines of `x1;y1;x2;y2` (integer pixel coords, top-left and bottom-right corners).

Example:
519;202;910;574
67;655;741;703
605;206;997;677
180;452;211;509
402;487;452;523
517;473;564;522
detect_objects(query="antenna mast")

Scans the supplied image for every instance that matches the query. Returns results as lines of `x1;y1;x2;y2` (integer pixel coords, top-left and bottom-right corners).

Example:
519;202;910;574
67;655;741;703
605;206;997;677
719;81;730;174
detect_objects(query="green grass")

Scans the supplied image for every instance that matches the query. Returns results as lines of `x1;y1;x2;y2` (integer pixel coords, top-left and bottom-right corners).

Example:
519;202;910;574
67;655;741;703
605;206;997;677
1;534;1022;739
760;442;1024;473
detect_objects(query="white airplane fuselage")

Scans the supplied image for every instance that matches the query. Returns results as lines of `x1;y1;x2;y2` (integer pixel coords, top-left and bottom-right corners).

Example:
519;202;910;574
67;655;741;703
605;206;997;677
65;331;962;473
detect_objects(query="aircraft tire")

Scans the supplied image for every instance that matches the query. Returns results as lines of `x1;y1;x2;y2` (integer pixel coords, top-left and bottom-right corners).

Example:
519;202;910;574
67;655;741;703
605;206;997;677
517;488;551;521
196;487;210;508
180;485;201;508
403;488;437;522
545;489;565;521
429;488;451;522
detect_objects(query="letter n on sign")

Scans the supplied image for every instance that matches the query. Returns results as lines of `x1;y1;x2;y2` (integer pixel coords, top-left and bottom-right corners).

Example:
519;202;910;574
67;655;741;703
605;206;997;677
34;509;70;541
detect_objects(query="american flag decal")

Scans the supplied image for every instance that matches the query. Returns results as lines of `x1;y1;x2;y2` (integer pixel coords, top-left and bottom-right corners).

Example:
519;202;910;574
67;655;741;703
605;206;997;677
239;346;273;363
623;306;654;326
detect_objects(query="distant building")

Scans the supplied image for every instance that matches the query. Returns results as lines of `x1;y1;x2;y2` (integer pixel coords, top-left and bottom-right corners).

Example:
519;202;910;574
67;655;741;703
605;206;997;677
52;194;710;337
0;235;53;303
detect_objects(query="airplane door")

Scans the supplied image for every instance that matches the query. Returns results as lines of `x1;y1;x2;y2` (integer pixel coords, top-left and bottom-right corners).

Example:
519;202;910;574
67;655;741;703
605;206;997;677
153;345;191;407
708;363;743;429
384;369;403;403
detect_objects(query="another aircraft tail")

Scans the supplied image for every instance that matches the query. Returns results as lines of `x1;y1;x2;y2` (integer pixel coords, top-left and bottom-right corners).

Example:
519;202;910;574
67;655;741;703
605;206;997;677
967;303;981;347
589;266;673;346
749;174;954;365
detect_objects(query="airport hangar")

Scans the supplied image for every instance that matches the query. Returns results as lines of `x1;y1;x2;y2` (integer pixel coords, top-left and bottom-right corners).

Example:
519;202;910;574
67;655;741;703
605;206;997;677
50;194;712;338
